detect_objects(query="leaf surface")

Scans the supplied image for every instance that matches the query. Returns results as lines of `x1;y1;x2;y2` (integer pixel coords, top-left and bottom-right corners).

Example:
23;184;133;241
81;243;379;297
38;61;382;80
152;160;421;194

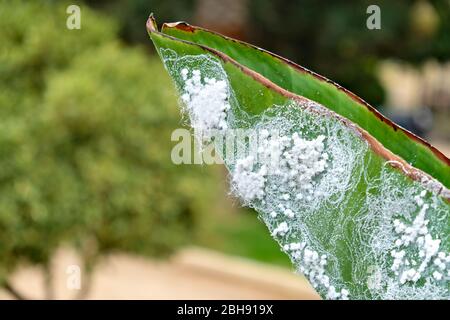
147;16;450;300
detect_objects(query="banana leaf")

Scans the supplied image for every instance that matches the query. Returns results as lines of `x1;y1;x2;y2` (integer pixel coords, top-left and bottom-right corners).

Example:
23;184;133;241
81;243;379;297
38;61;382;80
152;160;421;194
147;15;449;300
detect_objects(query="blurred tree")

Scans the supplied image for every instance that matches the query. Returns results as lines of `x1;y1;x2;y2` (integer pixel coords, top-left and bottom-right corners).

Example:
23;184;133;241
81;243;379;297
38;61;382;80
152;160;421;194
0;0;226;299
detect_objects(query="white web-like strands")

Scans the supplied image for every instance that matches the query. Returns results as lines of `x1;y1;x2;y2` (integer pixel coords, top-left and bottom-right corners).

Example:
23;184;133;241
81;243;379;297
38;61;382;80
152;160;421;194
158;48;450;300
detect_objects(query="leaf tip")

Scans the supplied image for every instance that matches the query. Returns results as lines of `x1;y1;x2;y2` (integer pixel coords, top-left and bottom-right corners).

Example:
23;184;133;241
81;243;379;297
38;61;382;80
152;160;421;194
146;13;158;34
162;21;196;33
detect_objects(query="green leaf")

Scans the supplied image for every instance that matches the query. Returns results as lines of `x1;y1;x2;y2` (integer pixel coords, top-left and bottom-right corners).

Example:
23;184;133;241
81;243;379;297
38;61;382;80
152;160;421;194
147;15;450;300
160;21;450;188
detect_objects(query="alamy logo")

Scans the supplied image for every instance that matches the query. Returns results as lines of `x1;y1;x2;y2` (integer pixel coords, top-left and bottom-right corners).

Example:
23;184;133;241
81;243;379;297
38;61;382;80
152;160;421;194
66;5;81;30
66;265;81;290
367;265;382;290
366;5;381;30
171;128;285;168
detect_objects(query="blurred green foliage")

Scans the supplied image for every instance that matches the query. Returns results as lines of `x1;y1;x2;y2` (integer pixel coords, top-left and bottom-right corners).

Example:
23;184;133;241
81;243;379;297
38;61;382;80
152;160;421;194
0;0;226;287
248;0;450;106
85;0;196;44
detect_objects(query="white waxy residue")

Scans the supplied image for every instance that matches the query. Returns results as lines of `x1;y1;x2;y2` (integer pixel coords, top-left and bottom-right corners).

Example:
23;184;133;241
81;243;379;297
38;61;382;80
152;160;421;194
180;68;230;141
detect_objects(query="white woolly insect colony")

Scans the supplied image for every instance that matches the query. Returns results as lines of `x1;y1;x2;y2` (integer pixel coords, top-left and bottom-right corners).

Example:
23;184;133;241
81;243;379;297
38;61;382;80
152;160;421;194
390;190;450;284
180;68;230;141
177;66;351;299
161;49;449;300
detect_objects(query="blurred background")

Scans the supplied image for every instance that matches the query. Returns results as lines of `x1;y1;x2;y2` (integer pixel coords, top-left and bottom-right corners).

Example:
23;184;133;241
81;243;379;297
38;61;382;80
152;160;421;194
0;0;448;299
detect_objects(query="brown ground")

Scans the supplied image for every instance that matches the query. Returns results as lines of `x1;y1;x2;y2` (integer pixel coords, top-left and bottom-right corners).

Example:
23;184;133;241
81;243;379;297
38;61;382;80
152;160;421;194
0;247;319;300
